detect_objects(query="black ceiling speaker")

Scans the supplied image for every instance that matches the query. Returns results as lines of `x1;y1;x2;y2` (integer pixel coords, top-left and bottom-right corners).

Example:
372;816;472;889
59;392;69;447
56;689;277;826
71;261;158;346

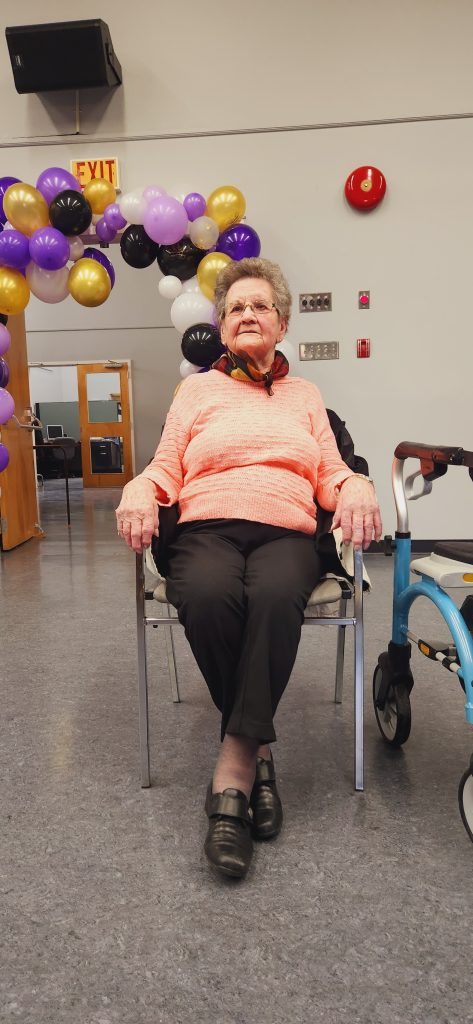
5;20;122;93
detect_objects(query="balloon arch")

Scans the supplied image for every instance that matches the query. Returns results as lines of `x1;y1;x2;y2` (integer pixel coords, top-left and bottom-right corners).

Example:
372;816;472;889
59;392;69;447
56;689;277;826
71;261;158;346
0;169;265;473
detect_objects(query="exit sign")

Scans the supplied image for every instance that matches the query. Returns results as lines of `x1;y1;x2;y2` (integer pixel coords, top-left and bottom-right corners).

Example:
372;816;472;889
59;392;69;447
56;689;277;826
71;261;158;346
70;158;119;188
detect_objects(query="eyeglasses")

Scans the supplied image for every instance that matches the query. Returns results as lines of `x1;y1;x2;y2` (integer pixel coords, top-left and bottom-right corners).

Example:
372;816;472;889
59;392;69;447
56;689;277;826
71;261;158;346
224;299;279;319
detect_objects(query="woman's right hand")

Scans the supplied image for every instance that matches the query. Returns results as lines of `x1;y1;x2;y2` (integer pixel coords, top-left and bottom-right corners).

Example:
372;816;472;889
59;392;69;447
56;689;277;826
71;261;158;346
115;476;159;552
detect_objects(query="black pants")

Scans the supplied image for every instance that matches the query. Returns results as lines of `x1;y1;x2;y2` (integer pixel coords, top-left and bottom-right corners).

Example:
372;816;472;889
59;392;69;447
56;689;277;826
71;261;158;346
165;519;322;744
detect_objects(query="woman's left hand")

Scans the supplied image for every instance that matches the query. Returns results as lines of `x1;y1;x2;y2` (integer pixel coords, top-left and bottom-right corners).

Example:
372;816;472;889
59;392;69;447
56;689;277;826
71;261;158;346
331;477;382;550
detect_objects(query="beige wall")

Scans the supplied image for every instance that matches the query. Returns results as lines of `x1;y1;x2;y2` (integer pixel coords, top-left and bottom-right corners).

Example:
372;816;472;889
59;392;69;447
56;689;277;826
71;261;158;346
2;1;473;536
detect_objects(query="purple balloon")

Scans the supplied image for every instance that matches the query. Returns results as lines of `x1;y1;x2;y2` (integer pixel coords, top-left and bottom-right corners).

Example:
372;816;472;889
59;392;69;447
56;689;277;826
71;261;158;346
96;218;116;243
0;442;9;472
0;229;30;269
183;192;206;222
217;223;261;261
144;196;188;245
0;325;11;356
0;358;9;387
36;166;81;205
83;247;115;288
103;202;126;232
0;387;14;425
0;177;21;225
29;226;70;271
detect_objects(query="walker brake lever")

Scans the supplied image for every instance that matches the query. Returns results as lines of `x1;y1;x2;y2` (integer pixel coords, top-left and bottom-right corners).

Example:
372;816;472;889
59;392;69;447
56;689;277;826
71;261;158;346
405;470;433;501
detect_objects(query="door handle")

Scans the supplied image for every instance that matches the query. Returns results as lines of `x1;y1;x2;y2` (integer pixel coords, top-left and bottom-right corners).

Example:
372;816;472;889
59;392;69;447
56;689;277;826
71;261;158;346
11;409;42;432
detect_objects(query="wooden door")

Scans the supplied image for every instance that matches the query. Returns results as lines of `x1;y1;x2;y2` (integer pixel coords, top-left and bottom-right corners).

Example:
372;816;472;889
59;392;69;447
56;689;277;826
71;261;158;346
0;313;41;550
77;362;133;487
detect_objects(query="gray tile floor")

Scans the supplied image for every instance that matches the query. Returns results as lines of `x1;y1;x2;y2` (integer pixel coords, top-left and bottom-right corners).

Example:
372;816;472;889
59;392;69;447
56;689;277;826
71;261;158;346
1;479;472;1024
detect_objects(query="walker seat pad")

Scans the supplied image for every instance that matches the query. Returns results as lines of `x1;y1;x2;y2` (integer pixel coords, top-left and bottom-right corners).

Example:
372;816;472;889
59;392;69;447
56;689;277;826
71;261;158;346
410;551;473;587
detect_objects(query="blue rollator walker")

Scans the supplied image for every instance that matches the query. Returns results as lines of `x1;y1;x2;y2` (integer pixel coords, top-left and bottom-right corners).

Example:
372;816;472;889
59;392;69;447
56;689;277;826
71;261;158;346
373;442;473;843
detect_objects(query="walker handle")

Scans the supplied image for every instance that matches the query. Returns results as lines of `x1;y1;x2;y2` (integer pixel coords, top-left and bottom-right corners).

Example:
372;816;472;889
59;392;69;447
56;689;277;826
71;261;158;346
394;442;473;481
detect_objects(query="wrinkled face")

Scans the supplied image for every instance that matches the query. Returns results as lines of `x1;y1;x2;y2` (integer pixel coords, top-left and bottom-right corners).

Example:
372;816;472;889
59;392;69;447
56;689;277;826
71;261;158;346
220;277;287;370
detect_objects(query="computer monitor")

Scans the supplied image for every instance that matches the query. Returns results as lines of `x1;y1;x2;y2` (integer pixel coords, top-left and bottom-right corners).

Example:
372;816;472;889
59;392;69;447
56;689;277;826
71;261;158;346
46;424;64;440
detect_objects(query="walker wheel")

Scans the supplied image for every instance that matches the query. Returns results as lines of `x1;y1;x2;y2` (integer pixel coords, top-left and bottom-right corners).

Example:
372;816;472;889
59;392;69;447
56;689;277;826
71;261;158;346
458;768;473;843
373;665;412;746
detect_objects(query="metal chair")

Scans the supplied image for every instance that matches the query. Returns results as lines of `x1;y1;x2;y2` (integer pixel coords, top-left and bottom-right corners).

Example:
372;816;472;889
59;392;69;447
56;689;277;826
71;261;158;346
136;545;365;792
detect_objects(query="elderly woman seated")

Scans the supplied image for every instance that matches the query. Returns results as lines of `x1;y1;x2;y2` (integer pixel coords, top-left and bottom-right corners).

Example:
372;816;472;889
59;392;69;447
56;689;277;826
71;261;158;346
116;257;382;880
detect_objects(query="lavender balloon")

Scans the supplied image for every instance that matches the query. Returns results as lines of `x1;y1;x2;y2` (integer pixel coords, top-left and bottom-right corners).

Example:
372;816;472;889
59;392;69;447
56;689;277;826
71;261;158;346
0;177;20;225
0;442;9;472
96;218;116;243
29;226;70;270
0;325;11;355
36;166;81;204
83;247;115;288
0;387;14;424
144;196;188;245
0;358;10;387
0;229;30;269
183;193;206;222
217;223;261;261
103;203;127;232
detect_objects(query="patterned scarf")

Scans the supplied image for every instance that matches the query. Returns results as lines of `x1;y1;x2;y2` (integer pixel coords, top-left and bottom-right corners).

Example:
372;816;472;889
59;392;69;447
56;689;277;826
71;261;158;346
212;348;289;396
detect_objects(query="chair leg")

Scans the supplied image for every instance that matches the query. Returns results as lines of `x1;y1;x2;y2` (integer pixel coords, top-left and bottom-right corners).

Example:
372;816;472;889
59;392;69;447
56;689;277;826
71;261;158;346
334;597;348;704
353;548;364;791
164;603;181;703
136;554;151;788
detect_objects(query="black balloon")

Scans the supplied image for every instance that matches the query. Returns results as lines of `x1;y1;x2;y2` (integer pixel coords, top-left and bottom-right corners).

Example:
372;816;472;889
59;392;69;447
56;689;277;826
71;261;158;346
49;189;92;236
181;323;224;367
120;224;159;269
0;313;8;325
157;236;206;281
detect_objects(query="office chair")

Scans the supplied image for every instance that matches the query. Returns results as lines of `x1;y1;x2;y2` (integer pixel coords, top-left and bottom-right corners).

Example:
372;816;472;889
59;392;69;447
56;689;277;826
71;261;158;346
51;437;76;477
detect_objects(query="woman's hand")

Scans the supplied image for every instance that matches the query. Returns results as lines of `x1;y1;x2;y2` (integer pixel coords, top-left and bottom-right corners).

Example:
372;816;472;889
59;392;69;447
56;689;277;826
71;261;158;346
331;476;382;550
115;476;159;552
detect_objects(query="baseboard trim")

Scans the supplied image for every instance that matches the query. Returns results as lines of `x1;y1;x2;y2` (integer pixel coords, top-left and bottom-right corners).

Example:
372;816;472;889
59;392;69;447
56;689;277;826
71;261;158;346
367;539;472;554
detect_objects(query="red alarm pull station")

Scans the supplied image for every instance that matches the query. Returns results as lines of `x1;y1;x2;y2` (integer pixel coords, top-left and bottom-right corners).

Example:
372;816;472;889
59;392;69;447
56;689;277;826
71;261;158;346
357;338;371;358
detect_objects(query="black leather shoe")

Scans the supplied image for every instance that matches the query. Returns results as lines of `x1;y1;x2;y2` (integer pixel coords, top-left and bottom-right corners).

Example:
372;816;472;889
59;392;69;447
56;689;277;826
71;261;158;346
250;754;283;840
204;785;253;879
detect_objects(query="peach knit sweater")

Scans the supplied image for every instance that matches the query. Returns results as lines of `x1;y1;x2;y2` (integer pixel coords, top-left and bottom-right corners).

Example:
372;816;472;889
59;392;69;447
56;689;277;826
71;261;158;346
141;370;353;535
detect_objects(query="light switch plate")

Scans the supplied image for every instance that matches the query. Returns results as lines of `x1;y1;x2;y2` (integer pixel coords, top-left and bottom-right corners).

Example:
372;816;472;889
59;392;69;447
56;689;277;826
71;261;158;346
299;292;332;312
299;342;339;360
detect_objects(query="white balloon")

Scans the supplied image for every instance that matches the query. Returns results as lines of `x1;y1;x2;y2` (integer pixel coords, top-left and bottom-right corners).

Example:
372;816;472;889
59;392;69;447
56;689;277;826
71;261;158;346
26;264;70;304
180;359;201;378
277;339;297;364
3;222;14;231
171;292;215;334
118;189;147;225
143;184;167;202
182;275;201;293
68;236;85;262
158;275;183;300
189;216;219;250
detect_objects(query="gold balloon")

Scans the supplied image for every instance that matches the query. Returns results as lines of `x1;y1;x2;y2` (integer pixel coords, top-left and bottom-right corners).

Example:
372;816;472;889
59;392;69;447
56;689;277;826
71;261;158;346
3;183;49;237
83;178;116;215
196;252;231;302
68;258;111;307
205;185;246;232
0;267;30;316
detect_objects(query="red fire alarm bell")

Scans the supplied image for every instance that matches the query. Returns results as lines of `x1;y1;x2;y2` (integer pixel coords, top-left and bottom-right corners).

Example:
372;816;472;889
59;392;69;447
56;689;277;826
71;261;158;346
345;166;386;210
